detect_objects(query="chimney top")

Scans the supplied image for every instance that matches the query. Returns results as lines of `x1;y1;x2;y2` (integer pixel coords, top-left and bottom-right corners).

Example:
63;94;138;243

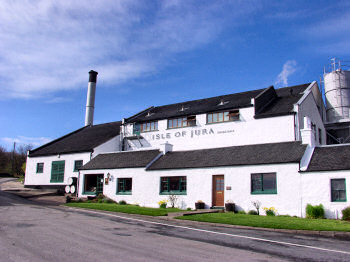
89;70;98;83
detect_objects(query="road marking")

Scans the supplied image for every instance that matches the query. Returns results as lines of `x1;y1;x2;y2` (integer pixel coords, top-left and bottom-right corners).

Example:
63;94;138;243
67;207;350;255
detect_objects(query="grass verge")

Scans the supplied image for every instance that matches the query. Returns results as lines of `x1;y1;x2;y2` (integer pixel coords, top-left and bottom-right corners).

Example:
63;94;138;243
65;202;182;216
176;213;350;232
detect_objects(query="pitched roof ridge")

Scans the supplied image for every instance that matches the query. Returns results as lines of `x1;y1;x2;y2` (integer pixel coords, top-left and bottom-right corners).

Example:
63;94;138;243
125;106;154;122
29;125;88;154
147;89;263;110
128;83;311;118
90;120;122;127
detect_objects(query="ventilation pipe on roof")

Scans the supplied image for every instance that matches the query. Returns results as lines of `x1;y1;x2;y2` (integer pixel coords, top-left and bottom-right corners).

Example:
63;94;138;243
85;70;98;126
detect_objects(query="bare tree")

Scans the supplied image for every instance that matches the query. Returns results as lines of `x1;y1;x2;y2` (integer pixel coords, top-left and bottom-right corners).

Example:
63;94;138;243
252;200;261;215
168;194;178;208
0;145;9;172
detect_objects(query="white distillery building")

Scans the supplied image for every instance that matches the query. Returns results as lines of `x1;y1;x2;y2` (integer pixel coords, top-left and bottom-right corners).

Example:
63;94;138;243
25;65;350;218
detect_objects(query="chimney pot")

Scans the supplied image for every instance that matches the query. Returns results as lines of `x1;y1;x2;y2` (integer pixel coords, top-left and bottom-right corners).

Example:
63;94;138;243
89;70;98;83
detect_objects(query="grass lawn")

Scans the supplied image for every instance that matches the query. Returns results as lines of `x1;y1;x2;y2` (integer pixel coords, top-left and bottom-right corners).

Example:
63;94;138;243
177;213;350;232
65;202;183;216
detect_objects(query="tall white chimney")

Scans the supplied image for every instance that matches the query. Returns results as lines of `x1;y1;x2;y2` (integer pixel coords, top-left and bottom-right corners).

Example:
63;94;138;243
85;70;98;126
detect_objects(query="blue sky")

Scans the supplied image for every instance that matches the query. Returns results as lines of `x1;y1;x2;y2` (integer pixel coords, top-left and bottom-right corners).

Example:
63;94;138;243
1;0;349;150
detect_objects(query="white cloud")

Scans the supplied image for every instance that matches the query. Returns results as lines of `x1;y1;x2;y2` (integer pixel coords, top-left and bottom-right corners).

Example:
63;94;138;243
2;136;52;149
275;60;297;86
0;0;259;100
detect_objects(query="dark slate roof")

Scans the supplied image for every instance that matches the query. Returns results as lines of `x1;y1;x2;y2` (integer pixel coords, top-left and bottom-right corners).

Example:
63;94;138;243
306;145;350;172
29;121;122;157
80;150;160;170
148;141;306;170
126;84;310;123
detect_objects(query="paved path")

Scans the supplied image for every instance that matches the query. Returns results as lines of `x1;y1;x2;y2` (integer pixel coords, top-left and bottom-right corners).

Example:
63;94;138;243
1;190;350;262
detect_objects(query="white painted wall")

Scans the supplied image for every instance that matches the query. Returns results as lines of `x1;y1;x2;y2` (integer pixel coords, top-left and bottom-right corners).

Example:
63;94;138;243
297;83;326;145
301;170;350;219
25;135;120;186
79;163;304;216
92;135;121;158
25;152;91;186
124;107;296;151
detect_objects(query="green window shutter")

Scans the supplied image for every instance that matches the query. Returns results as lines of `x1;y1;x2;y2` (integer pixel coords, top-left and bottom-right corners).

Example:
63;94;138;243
74;160;83;172
51;161;65;183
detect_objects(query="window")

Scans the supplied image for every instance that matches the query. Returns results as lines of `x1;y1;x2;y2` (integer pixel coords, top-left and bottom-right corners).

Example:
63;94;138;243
141;121;158;132
160;176;186;195
251;173;277;194
74;160;83;172
207;110;239;124
84;174;103;195
36;163;44;173
133;121;158;135
168;116;196;129
117;178;132;194
50;161;65;183
331;179;346;202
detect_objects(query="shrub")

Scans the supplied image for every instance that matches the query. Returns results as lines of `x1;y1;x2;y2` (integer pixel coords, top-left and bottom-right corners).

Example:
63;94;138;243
103;198;115;204
96;193;104;200
342;207;350;221
118;200;127;205
306;204;325;219
263;207;277;216
187;207;192;211
237;210;246;214
248;210;258;215
97;199;103;203
158;199;168;208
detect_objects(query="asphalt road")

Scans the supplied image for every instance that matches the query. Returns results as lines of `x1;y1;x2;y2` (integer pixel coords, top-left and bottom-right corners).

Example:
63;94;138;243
0;188;350;262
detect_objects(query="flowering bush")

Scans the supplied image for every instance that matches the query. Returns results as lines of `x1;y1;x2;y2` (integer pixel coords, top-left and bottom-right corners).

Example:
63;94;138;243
158;199;168;208
263;207;277;216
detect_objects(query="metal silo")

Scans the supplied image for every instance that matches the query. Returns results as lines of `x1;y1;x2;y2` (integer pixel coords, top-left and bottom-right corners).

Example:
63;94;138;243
324;58;350;123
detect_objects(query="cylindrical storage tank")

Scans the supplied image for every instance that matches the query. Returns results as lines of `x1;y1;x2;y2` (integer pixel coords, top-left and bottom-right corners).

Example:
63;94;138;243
324;70;350;122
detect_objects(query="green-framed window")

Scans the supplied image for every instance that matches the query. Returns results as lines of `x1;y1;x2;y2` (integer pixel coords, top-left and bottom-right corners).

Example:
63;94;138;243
160;176;186;195
251;173;277;194
50;161;65;183
331;179;346;202
116;178;132;195
74;160;83;172
36;163;44;173
207;110;239;124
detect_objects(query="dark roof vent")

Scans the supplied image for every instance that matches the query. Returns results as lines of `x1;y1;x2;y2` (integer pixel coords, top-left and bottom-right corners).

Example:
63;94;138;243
145;112;154;118
179;105;189;112
218;99;229;106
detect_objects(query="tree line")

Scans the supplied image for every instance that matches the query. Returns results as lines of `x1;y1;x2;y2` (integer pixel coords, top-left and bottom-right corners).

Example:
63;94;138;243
0;144;33;178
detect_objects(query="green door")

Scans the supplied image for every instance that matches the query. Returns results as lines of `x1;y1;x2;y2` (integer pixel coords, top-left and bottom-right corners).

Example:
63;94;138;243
96;174;104;195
